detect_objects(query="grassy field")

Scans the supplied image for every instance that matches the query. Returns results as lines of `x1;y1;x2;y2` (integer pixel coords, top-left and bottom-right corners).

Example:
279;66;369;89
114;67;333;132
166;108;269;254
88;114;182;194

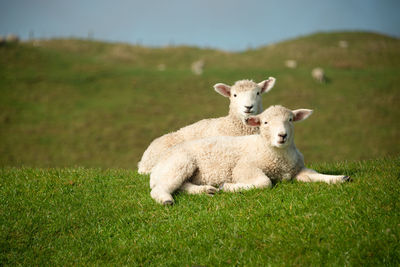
1;158;399;265
0;31;399;168
1;32;400;265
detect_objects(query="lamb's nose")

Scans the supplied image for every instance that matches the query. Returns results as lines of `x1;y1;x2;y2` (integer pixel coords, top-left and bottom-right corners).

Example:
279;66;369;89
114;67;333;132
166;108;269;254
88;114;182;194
278;133;287;138
245;105;253;110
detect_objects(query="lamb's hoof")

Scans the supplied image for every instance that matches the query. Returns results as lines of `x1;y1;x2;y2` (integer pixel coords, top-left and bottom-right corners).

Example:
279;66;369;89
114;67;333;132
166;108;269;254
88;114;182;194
206;186;217;195
219;183;225;190
163;200;174;206
342;176;352;182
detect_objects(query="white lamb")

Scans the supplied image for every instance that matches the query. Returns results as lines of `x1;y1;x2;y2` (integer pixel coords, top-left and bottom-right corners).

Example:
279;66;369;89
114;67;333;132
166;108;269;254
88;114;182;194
150;105;350;205
312;67;325;83
6;34;19;43
138;78;276;174
191;59;205;75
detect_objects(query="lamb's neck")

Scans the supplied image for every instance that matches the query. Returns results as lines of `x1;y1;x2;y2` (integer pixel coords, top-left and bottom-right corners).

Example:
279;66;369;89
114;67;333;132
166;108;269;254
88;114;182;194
281;142;297;153
256;141;304;180
262;142;298;159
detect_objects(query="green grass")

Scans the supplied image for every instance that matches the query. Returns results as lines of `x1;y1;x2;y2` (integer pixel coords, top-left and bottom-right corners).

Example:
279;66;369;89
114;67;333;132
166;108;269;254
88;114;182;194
0;31;399;168
1;157;399;265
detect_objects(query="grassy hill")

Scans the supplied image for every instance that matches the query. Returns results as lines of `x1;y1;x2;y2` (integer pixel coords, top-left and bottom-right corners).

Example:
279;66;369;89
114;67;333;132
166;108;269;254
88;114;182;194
0;31;399;168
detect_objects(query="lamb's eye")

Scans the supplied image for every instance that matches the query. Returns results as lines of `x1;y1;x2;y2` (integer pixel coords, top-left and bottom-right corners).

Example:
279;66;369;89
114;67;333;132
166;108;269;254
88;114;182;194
233;94;237;97
257;92;260;95
289;118;293;122
264;121;268;124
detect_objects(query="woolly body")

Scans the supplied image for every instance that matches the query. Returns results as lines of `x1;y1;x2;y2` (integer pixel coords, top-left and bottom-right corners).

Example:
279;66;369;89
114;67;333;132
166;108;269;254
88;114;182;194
138;78;276;174
150;105;350;205
150;135;303;188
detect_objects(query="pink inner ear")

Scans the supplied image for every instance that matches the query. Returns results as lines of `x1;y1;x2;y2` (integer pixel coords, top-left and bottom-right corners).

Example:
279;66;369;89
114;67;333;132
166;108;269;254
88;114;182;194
294;112;302;121
246;117;260;126
260;80;270;93
217;85;231;97
294;111;307;121
222;87;231;97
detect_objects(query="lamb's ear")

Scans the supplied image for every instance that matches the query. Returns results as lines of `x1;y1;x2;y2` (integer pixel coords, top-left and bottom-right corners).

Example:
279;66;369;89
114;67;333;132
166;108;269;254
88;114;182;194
214;83;231;97
292;109;313;122
258;77;276;94
245;116;261;127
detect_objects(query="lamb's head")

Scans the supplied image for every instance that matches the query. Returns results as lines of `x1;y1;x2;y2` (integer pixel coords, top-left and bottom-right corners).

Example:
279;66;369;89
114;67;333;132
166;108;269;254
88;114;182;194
246;105;313;148
213;78;276;121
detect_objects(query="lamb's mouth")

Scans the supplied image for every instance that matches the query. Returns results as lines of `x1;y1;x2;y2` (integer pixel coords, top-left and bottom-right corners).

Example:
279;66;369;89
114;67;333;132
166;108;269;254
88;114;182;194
277;137;287;144
244;111;254;114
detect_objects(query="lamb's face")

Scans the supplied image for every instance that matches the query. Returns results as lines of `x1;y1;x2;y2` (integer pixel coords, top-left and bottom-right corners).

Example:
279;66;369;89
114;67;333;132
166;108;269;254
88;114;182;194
259;106;294;148
246;105;313;148
229;84;263;119
214;78;276;122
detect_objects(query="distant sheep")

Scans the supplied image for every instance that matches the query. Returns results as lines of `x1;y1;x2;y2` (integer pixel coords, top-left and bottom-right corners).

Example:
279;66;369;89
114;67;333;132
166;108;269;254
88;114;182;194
338;40;348;48
191;59;204;75
32;40;41;47
157;63;166;71
312;67;325;83
6;34;19;43
138;78;276;174
150;105;350;205
285;59;297;69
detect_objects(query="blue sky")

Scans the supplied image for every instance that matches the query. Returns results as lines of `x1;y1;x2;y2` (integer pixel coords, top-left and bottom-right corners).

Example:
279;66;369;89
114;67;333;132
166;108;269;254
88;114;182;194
0;0;399;51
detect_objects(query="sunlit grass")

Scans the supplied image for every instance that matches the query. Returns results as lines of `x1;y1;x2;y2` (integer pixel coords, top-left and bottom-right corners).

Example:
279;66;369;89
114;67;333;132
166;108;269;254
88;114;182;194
1;158;399;265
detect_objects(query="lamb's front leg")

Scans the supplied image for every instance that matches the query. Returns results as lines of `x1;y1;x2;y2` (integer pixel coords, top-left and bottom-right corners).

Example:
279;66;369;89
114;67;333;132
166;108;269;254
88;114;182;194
221;167;272;192
295;167;350;184
150;153;197;205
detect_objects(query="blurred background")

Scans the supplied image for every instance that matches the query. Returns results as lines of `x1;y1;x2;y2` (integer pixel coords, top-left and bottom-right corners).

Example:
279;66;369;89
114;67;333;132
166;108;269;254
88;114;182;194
0;0;399;169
